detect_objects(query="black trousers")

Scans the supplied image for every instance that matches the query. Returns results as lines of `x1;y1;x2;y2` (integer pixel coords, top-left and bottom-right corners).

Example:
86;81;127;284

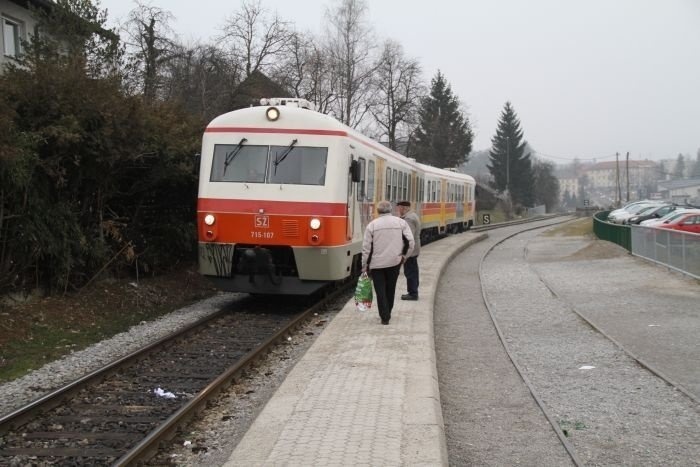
403;255;419;296
370;264;401;322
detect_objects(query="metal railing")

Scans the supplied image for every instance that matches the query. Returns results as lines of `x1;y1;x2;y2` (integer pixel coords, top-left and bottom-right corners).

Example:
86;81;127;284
593;211;631;251
630;225;700;279
593;211;700;279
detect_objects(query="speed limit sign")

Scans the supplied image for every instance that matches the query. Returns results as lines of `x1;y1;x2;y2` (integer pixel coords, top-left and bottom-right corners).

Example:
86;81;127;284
482;214;491;225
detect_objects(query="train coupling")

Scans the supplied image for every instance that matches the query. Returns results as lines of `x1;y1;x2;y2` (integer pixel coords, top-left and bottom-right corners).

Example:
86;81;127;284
237;247;281;285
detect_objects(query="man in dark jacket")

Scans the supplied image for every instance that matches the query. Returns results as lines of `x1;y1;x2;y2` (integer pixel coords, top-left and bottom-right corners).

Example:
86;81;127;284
397;201;421;300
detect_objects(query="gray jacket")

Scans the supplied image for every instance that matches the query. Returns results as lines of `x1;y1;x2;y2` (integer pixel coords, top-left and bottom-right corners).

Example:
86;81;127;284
402;210;421;257
361;214;415;270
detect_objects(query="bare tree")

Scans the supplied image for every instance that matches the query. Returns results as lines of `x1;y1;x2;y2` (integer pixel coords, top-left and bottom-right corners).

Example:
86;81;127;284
371;39;424;151
122;1;178;100
275;31;336;113
220;0;292;78
324;0;376;128
162;43;242;121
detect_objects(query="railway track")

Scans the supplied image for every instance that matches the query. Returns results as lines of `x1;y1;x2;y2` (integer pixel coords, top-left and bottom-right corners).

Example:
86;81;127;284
0;289;349;465
0;215;568;465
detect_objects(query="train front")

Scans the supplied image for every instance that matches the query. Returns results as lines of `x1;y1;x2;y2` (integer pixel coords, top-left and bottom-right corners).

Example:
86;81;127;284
197;100;355;295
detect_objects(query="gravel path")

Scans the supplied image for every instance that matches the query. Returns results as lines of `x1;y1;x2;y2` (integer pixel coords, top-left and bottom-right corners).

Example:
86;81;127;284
477;224;698;465
435;220;575;466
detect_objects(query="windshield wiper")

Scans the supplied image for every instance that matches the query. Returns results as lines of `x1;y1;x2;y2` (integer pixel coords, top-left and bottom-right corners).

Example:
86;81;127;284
223;137;248;174
273;139;298;175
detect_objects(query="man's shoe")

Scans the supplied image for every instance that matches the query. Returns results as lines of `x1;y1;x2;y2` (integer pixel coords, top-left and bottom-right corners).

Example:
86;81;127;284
381;319;389;325
401;294;418;300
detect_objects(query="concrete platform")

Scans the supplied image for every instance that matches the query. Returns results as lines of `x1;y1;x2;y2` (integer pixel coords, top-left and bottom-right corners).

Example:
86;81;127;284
224;232;487;466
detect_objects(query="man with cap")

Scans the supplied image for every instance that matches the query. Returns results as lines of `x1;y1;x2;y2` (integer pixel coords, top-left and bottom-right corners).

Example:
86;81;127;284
361;200;415;325
396;201;421;300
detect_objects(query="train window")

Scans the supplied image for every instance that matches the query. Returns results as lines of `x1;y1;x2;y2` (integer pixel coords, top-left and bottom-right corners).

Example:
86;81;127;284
403;172;408;200
357;158;366;201
210;144;269;183
367;160;375;201
268;146;328;185
386;168;391;199
392;169;398;201
398;171;404;201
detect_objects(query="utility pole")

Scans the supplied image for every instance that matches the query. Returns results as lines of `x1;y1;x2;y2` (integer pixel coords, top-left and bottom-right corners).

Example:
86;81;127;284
625;151;630;202
506;136;510;193
615;152;621;207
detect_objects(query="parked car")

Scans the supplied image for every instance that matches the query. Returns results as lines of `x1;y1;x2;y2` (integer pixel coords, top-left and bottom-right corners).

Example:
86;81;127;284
608;202;663;224
626;204;677;225
639;208;700;226
607;200;656;220
655;212;700;234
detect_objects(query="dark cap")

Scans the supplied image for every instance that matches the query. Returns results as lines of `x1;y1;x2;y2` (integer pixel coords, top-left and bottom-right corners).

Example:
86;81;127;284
397;201;411;207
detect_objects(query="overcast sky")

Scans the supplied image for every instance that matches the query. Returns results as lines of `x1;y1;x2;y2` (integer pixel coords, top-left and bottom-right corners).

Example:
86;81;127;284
98;0;700;164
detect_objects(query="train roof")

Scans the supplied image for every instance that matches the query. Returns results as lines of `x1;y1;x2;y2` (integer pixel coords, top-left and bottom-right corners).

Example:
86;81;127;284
207;103;475;184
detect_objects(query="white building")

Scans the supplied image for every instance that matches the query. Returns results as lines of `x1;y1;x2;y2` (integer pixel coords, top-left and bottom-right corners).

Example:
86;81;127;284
586;160;658;190
1;0;51;71
558;177;579;200
657;178;700;205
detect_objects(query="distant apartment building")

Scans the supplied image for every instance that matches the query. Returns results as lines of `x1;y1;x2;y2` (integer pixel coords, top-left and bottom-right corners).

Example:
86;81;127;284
558;177;579;199
585;160;658;190
1;0;52;71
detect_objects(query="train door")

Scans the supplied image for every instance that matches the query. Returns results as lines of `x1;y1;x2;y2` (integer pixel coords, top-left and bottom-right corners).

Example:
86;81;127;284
347;151;356;241
354;156;368;240
439;178;446;233
359;158;375;229
456;183;464;219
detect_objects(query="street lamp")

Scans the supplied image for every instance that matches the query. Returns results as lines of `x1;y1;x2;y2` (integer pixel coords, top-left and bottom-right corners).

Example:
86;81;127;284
505;136;512;218
505;136;510;193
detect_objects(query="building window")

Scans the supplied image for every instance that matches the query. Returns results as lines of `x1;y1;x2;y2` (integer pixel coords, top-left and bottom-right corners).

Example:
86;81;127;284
3;17;22;57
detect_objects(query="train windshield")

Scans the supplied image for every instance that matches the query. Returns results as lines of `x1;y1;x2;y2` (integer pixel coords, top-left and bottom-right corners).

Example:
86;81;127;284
268;146;327;186
211;144;268;183
210;144;328;185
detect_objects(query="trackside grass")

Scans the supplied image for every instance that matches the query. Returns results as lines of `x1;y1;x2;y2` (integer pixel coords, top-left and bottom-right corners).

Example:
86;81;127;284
541;217;593;237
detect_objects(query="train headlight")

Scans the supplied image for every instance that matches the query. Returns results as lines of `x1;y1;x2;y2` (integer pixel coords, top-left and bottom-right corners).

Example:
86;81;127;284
204;214;216;226
309;218;321;230
266;107;280;121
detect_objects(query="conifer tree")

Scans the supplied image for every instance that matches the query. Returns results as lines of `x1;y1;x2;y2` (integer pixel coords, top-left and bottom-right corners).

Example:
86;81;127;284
691;149;700;178
532;159;560;211
487;101;534;206
410;71;473;168
673;153;686;179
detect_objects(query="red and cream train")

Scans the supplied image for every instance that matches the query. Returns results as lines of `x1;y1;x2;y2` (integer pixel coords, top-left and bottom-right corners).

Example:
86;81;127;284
197;98;476;295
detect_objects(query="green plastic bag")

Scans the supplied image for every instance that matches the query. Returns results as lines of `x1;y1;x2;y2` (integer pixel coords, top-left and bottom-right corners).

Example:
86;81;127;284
354;272;373;311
